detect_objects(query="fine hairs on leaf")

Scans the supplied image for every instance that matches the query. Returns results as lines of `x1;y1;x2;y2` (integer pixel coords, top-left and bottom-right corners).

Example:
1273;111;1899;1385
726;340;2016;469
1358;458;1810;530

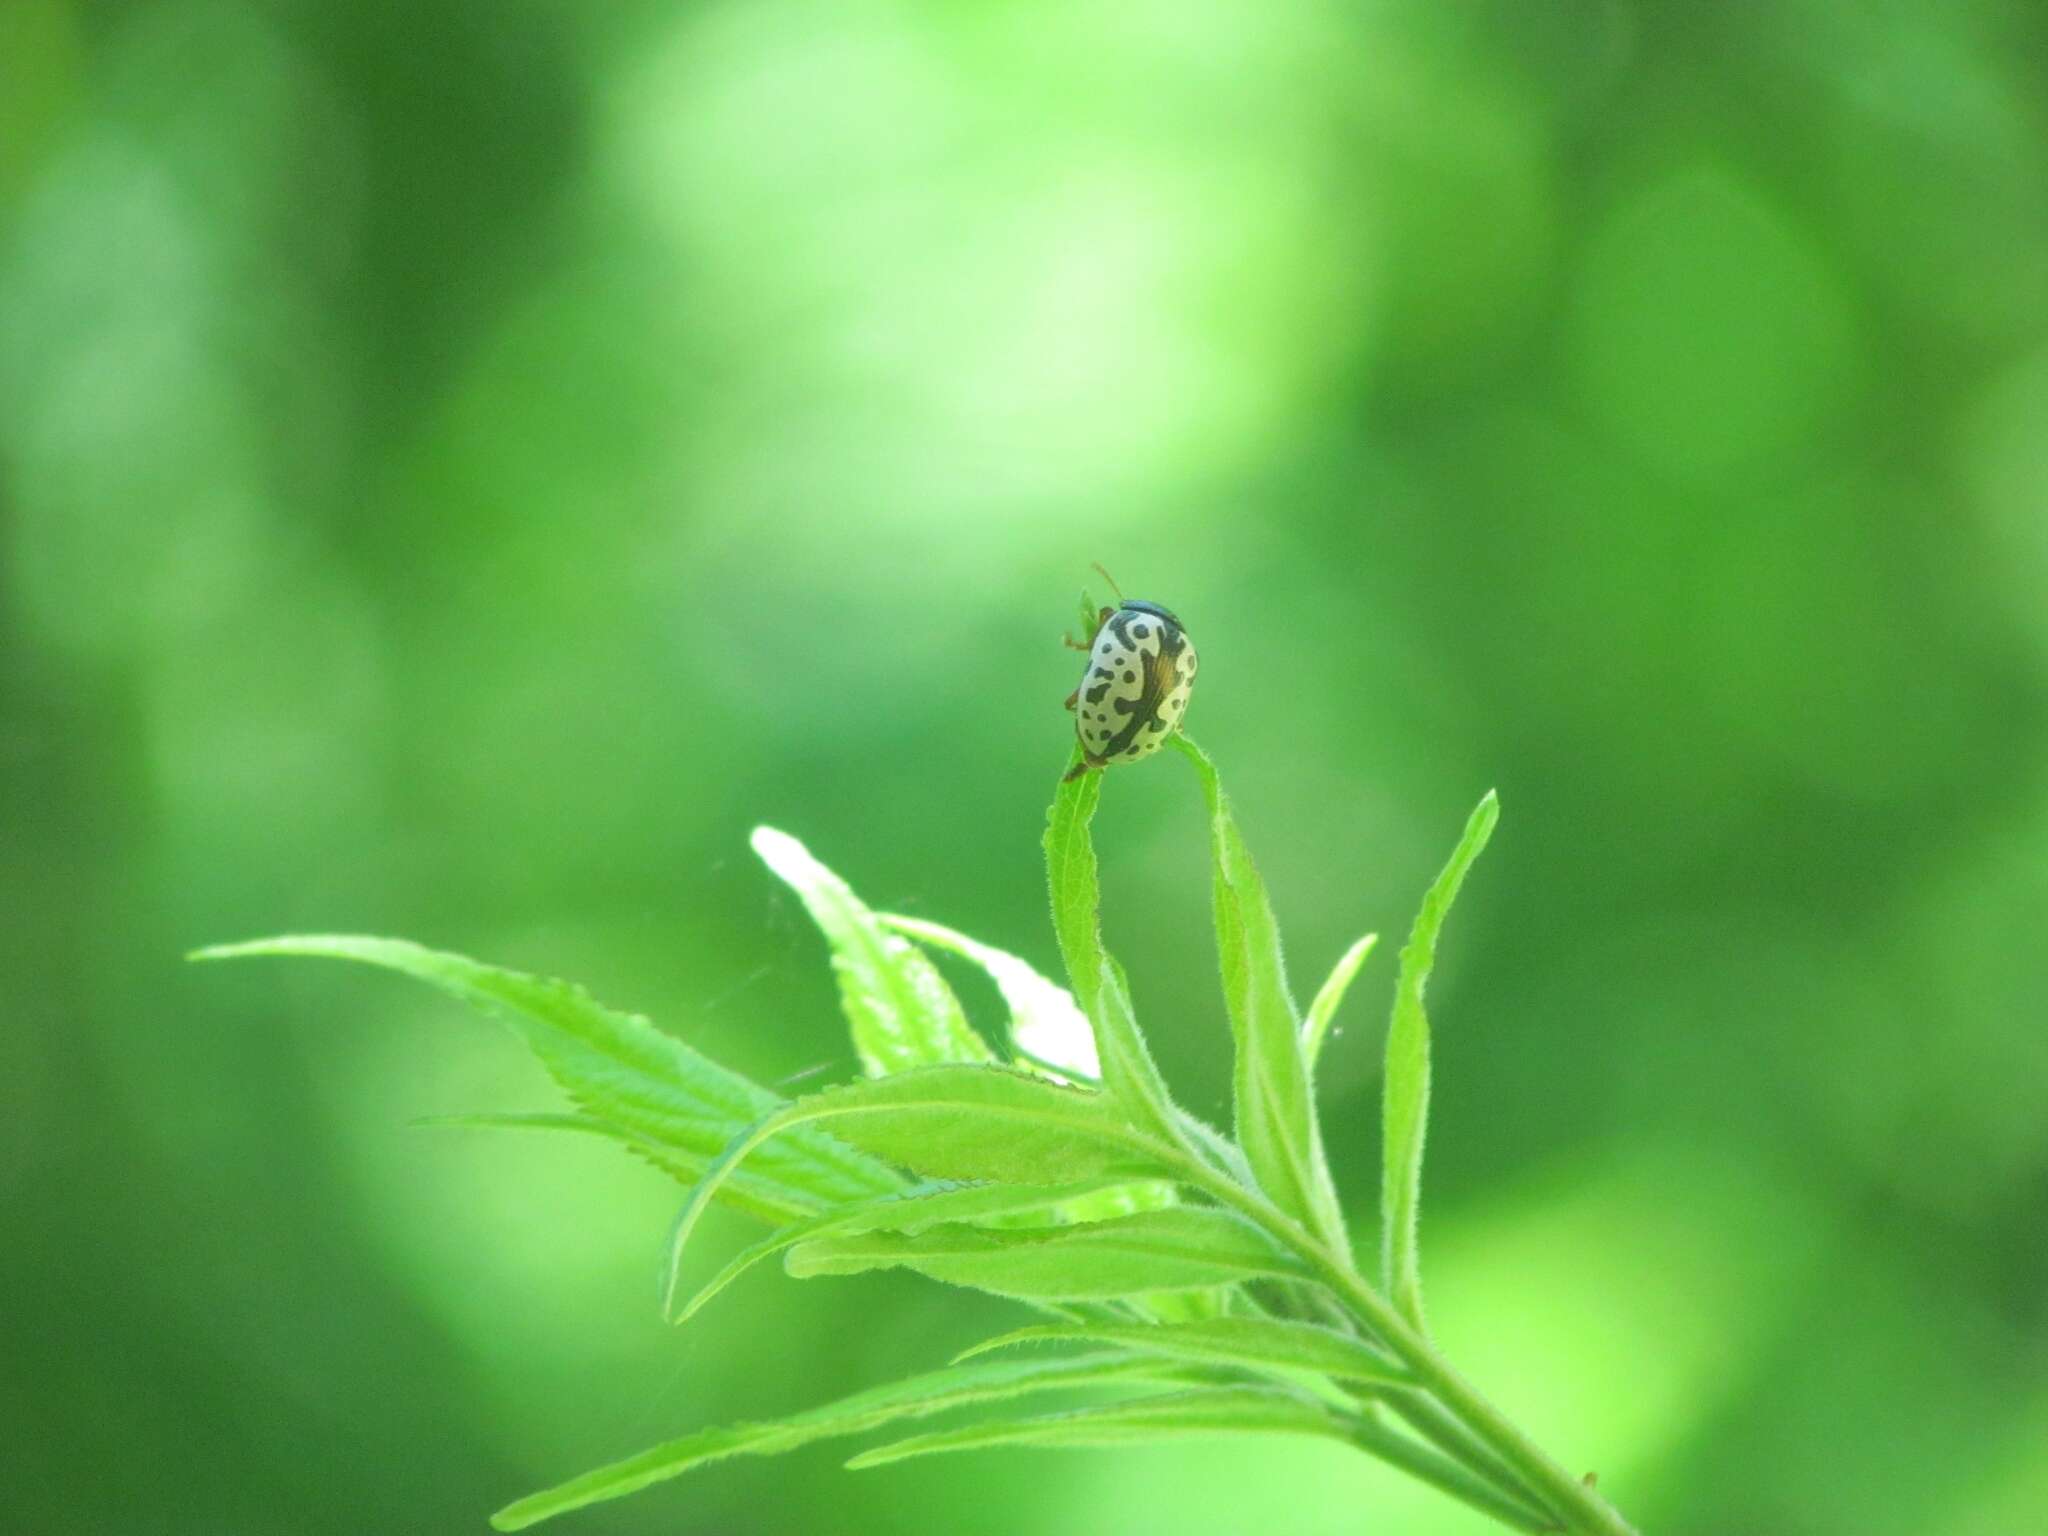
1380;791;1499;1332
200;759;1639;1536
1043;758;1190;1149
1169;734;1349;1256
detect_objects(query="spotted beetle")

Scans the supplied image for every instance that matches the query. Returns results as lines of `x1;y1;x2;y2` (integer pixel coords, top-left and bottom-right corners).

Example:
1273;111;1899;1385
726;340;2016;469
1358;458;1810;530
1062;570;1198;781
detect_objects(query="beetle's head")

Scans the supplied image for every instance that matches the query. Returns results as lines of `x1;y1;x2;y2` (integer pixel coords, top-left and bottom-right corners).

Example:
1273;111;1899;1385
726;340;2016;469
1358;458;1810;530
1117;599;1182;627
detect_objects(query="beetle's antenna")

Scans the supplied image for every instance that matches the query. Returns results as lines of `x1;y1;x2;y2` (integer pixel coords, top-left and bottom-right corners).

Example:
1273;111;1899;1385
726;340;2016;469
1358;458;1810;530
1090;562;1126;602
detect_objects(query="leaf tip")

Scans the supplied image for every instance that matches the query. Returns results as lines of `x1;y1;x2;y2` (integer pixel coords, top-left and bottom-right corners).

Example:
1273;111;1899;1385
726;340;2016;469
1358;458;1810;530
659;1199;701;1323
748;824;799;861
671;1282;715;1328
1466;791;1502;849
187;939;267;963
947;1337;1009;1365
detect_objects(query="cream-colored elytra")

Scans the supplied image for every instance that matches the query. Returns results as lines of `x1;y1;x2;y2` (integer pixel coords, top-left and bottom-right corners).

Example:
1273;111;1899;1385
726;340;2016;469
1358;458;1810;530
1074;603;1197;767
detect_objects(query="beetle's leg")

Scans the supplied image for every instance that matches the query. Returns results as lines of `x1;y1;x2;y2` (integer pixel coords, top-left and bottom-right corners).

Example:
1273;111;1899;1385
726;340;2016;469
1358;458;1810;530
1061;752;1105;783
1063;688;1079;711
1063;633;1091;651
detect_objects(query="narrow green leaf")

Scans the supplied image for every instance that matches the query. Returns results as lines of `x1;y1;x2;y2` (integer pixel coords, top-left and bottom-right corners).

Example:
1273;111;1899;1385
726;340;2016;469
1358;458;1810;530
751;827;994;1074
878;914;1188;1226
490;1352;1169;1530
1024;1177;1179;1228
1302;933;1380;1071
1043;759;1188;1149
1172;1108;1259;1186
955;1317;1406;1387
1381;792;1499;1330
1124;1285;1233;1325
786;1206;1300;1300
673;1178;1128;1324
845;1386;1344;1469
661;1065;1181;1315
1381;1387;1557;1528
770;1065;1164;1182
1351;1407;1559;1535
1169;736;1348;1254
879;913;1098;1083
193;936;900;1215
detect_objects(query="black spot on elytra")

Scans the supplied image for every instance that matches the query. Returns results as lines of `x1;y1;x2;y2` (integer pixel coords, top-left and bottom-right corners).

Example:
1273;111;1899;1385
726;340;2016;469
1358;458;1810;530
1122;671;1134;683
1132;623;1149;639
1084;682;1111;704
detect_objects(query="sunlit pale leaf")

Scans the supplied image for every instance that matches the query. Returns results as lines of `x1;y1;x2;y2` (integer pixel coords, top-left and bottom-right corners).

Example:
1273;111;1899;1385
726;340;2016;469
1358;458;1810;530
1381;792;1498;1330
489;1352;1171;1530
844;1386;1344;1469
751;827;994;1074
193;936;900;1216
880;912;1099;1082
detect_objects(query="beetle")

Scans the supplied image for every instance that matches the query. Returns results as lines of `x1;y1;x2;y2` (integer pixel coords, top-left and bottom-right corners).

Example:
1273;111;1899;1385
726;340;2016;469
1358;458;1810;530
1062;571;1198;781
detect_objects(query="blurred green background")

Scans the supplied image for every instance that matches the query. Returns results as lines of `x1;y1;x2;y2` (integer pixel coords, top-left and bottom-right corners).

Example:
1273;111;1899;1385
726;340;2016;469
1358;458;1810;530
5;1;2047;1532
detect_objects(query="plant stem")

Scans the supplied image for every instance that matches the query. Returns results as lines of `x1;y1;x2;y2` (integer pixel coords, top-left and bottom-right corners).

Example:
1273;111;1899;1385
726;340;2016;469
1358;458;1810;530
1329;1269;1636;1536
1384;1385;1553;1523
1180;1163;1640;1536
1240;1277;1543;1518
1349;1410;1558;1534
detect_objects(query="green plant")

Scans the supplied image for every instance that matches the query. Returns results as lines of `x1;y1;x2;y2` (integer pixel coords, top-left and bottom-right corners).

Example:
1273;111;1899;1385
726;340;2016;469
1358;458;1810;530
196;736;1640;1535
